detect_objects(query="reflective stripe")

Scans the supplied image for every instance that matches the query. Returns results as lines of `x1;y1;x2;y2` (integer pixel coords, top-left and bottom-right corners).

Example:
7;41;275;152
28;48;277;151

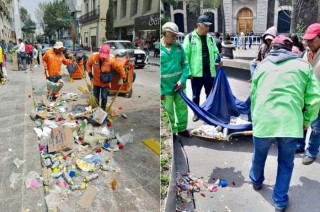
162;71;182;78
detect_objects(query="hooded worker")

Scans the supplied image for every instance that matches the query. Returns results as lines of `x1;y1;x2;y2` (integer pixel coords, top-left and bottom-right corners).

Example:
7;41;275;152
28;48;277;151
250;35;320;212
86;44;127;111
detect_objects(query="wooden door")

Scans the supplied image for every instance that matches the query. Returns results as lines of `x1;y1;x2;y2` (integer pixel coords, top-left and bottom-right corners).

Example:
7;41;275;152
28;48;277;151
237;8;253;33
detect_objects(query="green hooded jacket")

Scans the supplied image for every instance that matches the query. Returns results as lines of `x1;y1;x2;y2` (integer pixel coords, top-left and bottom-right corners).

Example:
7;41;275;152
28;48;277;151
161;42;189;96
183;30;219;77
251;49;320;138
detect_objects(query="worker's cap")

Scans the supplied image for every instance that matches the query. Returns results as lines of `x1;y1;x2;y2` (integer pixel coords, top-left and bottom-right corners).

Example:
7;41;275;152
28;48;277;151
264;35;275;41
99;44;111;58
197;15;212;25
53;41;65;49
271;35;293;51
162;22;182;35
303;23;320;40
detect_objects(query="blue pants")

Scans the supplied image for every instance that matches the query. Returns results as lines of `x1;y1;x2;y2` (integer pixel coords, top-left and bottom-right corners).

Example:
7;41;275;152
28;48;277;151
250;137;297;210
191;76;215;106
93;85;109;110
296;111;320;158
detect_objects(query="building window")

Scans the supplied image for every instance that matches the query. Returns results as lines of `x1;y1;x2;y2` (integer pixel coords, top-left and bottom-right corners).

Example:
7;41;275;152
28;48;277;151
92;0;96;10
113;0;117;19
85;3;89;14
143;0;152;14
120;0;126;18
131;0;138;17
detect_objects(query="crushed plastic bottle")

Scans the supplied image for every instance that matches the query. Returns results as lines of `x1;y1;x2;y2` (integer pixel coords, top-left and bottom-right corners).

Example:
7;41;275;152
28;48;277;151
83;174;99;182
62;172;73;185
70;183;87;191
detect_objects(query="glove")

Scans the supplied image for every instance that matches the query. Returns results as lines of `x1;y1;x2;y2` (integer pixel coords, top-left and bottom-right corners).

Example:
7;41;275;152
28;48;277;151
123;78;127;84
89;72;93;80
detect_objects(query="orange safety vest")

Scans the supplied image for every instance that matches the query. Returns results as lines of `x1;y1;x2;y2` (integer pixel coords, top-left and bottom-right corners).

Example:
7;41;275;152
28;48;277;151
42;49;73;76
86;53;127;87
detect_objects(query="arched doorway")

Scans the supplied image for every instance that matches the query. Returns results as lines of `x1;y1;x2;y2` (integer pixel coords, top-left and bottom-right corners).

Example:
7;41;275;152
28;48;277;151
277;10;291;33
237;8;253;34
204;12;215;32
174;13;184;33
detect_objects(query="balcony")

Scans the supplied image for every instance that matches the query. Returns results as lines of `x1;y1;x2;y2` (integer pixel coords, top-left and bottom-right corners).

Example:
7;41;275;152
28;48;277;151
78;8;100;24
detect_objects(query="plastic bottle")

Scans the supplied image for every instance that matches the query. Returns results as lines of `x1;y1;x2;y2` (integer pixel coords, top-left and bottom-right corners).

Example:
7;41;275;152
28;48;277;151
101;164;115;171
70;183;87;191
111;173;117;190
83;174;99;182
78;119;88;135
63;172;74;185
222;128;228;138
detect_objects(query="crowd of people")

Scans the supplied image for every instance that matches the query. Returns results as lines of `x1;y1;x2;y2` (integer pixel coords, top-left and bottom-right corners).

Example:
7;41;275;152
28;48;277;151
160;15;320;212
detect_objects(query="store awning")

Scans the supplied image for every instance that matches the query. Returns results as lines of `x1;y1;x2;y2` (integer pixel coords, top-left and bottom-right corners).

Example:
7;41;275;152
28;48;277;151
134;13;160;31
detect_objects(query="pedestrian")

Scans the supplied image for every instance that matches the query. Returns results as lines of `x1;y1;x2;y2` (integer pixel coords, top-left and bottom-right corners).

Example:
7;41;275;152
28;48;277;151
1;53;7;84
214;32;222;54
0;39;6;60
36;42;41;65
249;26;277;81
288;33;305;55
16;38;27;70
32;44;39;67
221;33;235;59
86;44;127;111
25;41;33;67
183;15;221;122
248;31;254;49
0;43;3;84
42;41;73;100
161;22;190;140
234;33;239;49
295;23;320;165
250;35;320;212
240;32;246;49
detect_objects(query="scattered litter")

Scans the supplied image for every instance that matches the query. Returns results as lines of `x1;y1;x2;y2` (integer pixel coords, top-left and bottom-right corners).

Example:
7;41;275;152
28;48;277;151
9;172;22;189
8;148;12;152
25;171;40;189
13;158;26;169
121;113;128;119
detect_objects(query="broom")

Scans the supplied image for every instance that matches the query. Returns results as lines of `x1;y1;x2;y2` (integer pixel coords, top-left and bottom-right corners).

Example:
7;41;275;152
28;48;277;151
106;82;124;114
88;82;99;108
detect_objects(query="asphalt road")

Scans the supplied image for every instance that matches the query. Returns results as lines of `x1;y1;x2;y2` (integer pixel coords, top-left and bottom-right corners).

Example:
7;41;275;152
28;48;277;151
174;67;320;212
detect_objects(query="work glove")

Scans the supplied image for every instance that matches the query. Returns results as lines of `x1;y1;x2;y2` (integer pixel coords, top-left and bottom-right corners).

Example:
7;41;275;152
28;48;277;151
89;73;93;80
122;78;127;84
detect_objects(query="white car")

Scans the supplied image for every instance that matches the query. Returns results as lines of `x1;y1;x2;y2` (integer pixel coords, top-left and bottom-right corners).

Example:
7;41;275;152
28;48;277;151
104;40;146;68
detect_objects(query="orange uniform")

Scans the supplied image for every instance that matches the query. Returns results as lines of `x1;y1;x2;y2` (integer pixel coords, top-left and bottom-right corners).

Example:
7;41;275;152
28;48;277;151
86;53;127;87
42;49;73;77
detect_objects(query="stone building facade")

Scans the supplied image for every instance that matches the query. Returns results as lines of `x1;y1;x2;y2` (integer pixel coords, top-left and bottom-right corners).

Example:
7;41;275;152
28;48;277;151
168;0;320;35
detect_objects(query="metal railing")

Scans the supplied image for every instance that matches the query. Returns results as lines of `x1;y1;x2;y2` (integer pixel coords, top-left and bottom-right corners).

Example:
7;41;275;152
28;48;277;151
78;8;100;24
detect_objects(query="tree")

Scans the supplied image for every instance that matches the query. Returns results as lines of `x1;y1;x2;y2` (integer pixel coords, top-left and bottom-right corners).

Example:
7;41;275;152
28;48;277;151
43;0;71;40
20;7;36;41
105;0;116;40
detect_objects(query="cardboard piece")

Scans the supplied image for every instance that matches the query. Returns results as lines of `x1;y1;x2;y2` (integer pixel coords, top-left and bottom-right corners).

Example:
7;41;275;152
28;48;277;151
90;107;108;125
77;185;97;208
48;125;74;153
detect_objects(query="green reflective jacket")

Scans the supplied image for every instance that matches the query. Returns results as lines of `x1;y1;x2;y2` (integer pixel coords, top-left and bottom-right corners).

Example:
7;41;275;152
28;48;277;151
161;42;189;96
251;57;320;138
183;30;219;77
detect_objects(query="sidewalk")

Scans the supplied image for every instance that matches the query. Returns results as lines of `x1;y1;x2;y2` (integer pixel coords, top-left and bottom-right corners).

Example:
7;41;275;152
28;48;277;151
0;57;160;211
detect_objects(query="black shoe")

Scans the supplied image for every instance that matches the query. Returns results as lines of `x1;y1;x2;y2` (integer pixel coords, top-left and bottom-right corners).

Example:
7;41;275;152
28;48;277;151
178;130;192;138
302;155;316;165
296;149;305;154
275;207;286;212
253;184;262;191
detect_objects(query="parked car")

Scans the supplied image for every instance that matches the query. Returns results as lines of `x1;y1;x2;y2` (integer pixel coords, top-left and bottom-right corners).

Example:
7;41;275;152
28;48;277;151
104;40;146;68
41;44;52;56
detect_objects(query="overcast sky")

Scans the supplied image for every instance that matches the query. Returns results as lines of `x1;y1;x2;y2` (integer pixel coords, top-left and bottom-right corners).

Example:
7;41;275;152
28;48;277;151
20;0;51;25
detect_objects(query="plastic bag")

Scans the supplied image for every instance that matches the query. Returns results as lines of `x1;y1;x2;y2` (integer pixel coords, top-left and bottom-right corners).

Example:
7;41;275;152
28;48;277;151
13;158;26;169
25;171;41;189
9;172;22;189
116;133;133;145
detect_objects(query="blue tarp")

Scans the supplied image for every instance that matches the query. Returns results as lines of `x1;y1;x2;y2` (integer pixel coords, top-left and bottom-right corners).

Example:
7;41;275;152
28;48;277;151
178;67;252;131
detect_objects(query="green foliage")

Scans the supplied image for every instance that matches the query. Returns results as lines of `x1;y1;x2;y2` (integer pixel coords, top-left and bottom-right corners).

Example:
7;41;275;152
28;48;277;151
20;7;36;40
43;0;71;39
160;187;167;199
160;155;169;167
163;0;179;7
105;0;116;40
160;174;170;186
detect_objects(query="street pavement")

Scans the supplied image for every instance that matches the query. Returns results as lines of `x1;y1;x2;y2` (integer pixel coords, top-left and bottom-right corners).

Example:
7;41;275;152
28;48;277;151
0;53;160;211
173;62;320;211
